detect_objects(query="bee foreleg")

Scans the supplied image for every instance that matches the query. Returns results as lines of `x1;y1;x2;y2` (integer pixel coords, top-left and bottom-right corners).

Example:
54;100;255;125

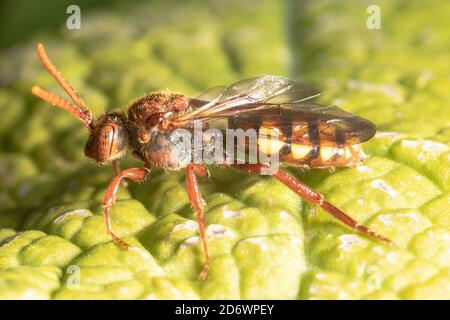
186;163;210;280
102;167;150;249
112;160;120;175
231;164;391;244
111;160;128;187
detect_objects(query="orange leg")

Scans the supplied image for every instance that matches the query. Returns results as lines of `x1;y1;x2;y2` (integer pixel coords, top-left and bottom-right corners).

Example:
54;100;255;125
102;167;149;249
112;160;128;187
232;164;391;244
186;163;210;279
112;160;120;175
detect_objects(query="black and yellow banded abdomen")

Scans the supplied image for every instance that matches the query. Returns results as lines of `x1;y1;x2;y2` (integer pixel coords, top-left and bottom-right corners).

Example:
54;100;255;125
256;123;365;168
228;107;373;168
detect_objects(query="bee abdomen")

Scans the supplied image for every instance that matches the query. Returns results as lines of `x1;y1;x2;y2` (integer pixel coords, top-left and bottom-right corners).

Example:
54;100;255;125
257;121;365;168
283;143;364;168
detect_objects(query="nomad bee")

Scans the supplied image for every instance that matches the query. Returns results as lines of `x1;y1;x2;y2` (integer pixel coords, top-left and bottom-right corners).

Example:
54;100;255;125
31;43;390;279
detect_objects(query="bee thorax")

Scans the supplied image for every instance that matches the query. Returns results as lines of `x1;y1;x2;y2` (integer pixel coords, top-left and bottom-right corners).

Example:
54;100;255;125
128;91;188;126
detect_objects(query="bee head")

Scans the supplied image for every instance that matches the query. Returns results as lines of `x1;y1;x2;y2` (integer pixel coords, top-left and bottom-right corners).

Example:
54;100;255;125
31;43;130;165
84;112;128;164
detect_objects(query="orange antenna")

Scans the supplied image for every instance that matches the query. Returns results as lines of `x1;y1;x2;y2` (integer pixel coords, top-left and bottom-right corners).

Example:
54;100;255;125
31;43;93;128
31;86;92;126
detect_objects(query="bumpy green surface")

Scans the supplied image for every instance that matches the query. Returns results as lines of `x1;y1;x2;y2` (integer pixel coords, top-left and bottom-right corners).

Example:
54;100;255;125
0;0;449;299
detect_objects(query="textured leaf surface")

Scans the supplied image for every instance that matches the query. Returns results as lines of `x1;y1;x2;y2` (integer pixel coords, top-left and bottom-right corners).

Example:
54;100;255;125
0;0;449;299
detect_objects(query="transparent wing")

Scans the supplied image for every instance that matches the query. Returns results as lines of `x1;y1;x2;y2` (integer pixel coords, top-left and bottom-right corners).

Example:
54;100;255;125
216;76;321;103
195;85;227;100
173;76;321;124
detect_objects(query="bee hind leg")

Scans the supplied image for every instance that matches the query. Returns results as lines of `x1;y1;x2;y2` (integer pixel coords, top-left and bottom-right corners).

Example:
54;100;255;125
231;163;391;244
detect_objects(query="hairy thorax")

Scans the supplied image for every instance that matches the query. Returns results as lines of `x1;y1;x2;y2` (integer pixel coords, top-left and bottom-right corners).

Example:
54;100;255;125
127;91;195;170
128;90;188;126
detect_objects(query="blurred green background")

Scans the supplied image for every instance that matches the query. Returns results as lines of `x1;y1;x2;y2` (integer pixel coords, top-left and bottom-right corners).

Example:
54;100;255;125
0;0;133;48
0;0;449;299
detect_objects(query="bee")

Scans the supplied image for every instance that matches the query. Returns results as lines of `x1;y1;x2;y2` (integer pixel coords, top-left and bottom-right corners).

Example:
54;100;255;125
31;43;390;280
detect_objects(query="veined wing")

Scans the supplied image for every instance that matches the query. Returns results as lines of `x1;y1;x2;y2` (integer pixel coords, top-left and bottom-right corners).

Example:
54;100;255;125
171;75;321;125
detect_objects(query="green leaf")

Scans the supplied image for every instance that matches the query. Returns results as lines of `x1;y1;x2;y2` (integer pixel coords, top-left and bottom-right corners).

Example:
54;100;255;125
0;0;449;299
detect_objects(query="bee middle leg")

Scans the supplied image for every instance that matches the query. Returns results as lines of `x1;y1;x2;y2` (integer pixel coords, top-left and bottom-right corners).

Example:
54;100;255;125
186;163;210;280
102;167;149;249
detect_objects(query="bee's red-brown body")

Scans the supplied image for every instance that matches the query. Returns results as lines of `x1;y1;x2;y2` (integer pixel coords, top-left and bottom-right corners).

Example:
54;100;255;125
31;43;391;279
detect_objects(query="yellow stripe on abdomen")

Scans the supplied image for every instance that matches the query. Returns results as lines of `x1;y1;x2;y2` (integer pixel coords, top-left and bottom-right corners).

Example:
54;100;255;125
285;143;365;168
291;144;311;159
258;126;285;155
